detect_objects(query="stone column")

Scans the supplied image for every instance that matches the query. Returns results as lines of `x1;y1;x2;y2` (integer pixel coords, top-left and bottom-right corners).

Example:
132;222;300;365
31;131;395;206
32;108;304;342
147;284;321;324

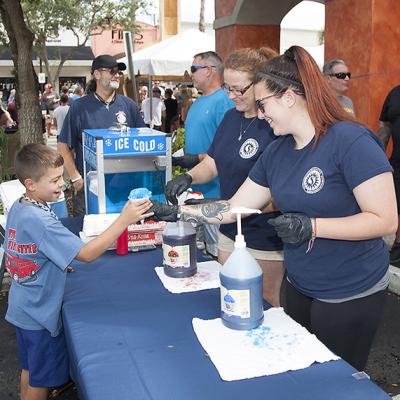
216;25;280;61
325;0;400;130
162;0;179;39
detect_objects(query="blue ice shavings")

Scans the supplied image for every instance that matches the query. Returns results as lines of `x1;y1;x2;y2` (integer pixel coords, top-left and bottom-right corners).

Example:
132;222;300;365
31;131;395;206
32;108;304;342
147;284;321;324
245;326;303;350
128;188;152;200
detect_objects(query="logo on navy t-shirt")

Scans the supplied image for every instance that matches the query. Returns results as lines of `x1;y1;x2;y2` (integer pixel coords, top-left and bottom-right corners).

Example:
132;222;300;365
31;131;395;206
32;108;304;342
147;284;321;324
239;138;259;159
302;167;325;194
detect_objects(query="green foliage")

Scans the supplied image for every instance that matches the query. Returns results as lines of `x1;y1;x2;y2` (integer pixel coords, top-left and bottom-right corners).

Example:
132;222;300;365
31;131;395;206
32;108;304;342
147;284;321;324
172;127;185;153
172;127;186;178
22;0;144;46
0;0;151;85
318;29;324;45
0;128;13;183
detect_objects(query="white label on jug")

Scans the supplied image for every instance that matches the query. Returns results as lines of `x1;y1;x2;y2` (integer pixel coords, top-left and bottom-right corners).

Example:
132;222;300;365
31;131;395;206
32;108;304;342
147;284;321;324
220;286;250;319
163;244;190;268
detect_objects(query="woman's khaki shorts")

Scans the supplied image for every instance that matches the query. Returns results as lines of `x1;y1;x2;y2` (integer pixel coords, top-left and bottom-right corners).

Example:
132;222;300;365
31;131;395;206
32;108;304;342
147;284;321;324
218;232;284;261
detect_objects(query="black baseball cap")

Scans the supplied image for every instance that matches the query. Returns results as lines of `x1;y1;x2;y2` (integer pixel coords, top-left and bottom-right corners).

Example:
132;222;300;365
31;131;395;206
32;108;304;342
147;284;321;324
91;55;126;73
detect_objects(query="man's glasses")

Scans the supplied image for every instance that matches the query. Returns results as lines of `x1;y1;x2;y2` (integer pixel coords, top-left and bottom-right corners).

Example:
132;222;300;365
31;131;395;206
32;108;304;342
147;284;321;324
99;68;122;76
255;94;276;114
221;82;253;96
190;65;216;74
329;72;351;80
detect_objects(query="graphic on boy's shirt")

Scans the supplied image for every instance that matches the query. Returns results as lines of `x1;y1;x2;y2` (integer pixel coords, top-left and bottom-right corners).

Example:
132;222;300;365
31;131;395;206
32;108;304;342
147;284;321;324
6;227;39;282
5;252;39;282
7;228;37;254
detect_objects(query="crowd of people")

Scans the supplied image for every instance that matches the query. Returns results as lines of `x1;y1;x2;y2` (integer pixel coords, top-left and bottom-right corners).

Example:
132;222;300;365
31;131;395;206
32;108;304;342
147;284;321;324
34;72;200;139
136;81;201;133
3;46;399;400
0;89;17;131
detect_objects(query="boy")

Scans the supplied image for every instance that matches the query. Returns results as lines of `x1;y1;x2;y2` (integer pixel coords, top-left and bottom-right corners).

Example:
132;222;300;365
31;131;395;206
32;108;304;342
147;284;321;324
4;143;153;400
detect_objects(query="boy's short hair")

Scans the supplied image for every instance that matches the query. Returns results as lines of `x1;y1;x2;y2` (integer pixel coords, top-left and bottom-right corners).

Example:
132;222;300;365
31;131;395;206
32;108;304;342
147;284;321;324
15;143;64;184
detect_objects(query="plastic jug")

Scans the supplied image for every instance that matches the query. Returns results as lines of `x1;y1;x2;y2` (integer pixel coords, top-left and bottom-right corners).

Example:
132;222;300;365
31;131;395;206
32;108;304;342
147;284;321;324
163;221;197;278
220;207;264;330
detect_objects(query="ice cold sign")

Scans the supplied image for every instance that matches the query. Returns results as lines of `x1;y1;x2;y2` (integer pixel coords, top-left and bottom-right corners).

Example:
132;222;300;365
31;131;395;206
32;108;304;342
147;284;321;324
103;136;165;155
113;138;155;152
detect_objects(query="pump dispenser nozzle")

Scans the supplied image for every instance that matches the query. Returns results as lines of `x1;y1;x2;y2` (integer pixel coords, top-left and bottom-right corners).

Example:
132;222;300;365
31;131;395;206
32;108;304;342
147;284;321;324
230;207;261;249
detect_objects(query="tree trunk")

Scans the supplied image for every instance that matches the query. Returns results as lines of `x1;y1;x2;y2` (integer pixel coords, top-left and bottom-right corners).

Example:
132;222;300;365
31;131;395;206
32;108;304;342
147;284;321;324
199;0;205;32
0;0;44;145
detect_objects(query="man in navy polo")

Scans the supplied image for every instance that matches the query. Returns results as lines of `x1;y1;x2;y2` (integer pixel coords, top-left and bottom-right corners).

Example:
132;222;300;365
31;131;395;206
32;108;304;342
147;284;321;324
58;55;145;216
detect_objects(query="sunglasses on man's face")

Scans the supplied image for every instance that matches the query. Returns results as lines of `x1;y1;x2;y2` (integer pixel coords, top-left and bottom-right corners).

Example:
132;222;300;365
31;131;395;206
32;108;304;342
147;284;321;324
190;65;216;74
99;68;122;76
329;72;351;80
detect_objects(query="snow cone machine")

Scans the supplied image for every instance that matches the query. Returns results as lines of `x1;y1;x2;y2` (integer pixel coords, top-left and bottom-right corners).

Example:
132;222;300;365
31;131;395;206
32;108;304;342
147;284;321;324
82;128;171;214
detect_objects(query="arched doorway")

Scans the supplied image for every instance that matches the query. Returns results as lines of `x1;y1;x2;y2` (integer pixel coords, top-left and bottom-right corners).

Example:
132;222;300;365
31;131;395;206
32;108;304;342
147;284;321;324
215;0;400;130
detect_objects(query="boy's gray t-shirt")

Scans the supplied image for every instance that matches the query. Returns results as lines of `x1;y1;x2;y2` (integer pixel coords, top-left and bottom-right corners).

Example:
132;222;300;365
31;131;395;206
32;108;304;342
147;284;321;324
5;200;84;336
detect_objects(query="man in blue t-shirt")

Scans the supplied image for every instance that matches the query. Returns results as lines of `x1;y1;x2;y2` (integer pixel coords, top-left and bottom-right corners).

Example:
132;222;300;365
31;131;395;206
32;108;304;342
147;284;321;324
173;51;234;256
58;54;146;216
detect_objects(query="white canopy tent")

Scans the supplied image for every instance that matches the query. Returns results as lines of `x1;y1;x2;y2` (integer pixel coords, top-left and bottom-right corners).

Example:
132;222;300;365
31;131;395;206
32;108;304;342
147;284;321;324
118;29;215;77
118;29;215;126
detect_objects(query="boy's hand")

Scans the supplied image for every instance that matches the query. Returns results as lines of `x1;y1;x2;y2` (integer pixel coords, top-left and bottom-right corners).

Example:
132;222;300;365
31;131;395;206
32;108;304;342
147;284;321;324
120;199;154;225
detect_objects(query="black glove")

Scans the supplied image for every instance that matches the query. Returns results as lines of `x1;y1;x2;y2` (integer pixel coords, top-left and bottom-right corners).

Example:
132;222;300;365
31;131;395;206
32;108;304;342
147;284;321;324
150;201;179;222
184;198;220;205
268;213;313;245
172;154;200;169
165;173;193;205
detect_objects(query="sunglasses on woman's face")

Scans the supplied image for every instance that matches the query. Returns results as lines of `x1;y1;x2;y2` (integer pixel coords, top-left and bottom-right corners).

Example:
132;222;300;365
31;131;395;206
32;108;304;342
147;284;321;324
329;72;351;80
255;94;276;114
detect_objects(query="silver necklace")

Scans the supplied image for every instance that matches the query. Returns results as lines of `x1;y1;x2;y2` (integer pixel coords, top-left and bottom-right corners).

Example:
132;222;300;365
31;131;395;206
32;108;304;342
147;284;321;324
238;115;257;141
22;194;58;220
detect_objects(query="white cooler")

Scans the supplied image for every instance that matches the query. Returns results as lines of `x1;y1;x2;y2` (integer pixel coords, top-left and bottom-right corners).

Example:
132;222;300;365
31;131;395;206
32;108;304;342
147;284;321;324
0;179;67;218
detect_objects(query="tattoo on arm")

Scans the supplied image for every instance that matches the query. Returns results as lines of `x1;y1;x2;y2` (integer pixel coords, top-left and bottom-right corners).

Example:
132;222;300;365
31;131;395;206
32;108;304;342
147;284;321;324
201;201;230;220
180;201;230;224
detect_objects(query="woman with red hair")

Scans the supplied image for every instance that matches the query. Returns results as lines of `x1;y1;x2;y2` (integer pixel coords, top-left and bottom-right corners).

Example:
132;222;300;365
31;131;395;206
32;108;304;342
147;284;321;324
152;46;397;371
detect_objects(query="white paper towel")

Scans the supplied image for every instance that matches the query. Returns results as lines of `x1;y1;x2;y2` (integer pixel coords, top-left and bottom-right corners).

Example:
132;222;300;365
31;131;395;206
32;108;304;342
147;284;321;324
155;261;221;293
193;307;340;381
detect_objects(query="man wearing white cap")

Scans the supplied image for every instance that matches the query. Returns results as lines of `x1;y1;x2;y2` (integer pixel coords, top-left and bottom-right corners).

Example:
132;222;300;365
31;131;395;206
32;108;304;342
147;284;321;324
58;54;146;216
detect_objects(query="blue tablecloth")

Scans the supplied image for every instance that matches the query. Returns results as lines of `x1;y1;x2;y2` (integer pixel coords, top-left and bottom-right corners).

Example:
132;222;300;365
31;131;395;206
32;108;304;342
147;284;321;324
62;221;390;400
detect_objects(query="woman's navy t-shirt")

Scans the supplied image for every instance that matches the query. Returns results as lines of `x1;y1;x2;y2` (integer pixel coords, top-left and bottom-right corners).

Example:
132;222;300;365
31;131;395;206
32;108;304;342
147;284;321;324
380;85;400;167
249;121;392;298
208;108;282;251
